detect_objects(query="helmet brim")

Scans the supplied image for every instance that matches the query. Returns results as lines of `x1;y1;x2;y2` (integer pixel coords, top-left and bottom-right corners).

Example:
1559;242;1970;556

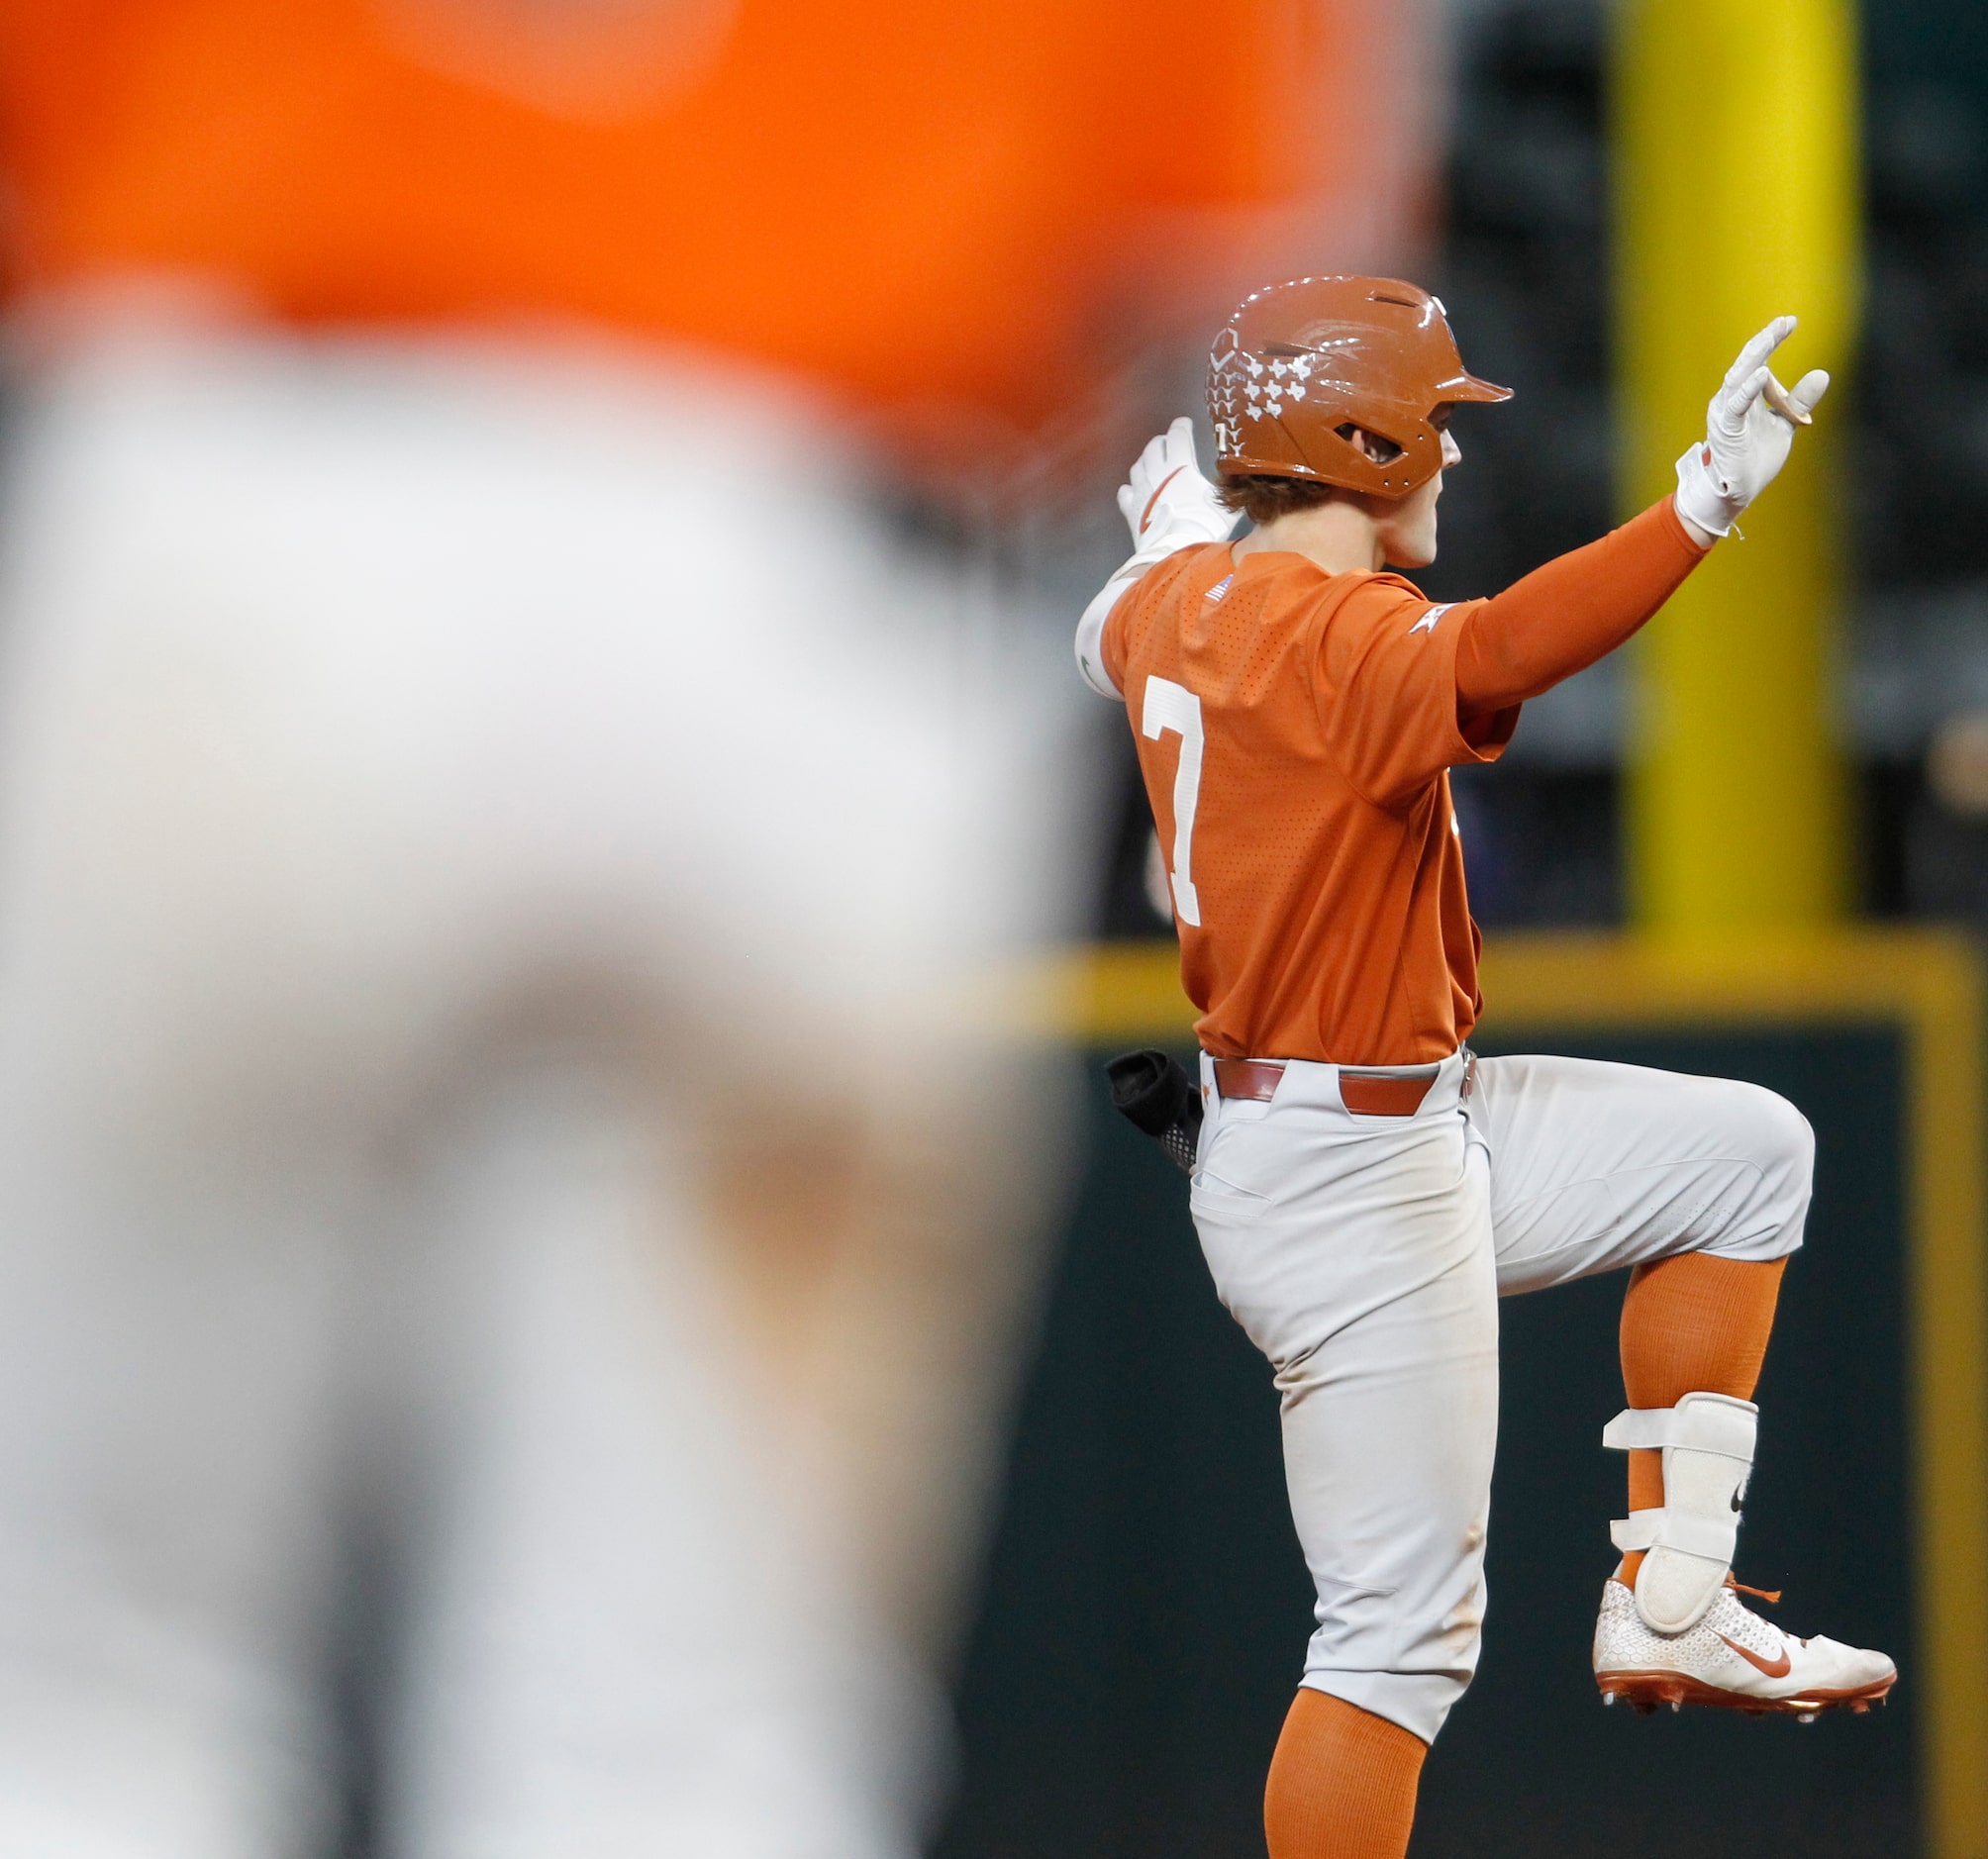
1442;371;1514;405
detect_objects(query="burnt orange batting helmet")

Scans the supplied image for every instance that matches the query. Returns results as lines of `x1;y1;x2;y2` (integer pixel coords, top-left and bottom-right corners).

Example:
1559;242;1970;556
1209;276;1512;499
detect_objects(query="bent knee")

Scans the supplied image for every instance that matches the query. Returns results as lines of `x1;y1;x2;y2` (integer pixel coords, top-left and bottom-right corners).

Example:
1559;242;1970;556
1729;1081;1814;1186
1700;1080;1812;1258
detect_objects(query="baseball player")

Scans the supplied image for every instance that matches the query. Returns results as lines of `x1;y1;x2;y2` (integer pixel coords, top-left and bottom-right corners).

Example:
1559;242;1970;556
1076;277;1895;1859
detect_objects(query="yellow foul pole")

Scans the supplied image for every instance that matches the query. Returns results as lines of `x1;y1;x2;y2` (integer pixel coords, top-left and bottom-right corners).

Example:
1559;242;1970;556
1615;0;1858;935
1620;13;1988;1857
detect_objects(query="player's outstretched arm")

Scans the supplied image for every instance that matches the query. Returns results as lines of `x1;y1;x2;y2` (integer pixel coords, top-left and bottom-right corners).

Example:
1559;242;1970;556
1075;417;1238;699
1454;318;1828;716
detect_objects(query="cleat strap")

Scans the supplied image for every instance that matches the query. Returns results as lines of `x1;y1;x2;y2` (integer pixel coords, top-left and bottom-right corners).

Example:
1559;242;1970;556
1609;1510;1659;1551
1609;1507;1740;1561
1601;1410;1668;1450
1602;1398;1757;1461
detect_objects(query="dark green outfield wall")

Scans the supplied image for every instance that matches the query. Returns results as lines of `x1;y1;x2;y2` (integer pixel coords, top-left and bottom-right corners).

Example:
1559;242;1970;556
933;1027;1917;1859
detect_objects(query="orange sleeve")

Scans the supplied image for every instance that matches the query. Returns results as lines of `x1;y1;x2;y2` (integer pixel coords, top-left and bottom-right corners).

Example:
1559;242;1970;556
1315;577;1517;809
1453;497;1708;716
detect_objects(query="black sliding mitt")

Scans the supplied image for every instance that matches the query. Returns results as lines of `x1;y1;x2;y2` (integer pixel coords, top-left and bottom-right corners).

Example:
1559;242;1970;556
1104;1049;1203;1175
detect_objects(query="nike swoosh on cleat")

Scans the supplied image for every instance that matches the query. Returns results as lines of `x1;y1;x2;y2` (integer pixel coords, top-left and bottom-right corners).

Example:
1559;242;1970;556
1141;467;1185;534
1717;1633;1792;1679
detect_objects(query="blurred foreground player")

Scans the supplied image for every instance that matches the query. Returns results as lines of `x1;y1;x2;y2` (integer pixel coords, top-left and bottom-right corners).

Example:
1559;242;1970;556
0;7;1410;1855
1077;278;1895;1858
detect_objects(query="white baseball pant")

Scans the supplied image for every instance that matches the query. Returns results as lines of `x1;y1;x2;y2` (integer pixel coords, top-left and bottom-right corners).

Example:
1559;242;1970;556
0;325;1085;1859
1189;1047;1813;1744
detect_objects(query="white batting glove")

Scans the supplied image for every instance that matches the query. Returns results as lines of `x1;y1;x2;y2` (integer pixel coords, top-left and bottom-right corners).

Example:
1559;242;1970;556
1673;316;1831;538
1077;418;1238;700
1116;417;1238;563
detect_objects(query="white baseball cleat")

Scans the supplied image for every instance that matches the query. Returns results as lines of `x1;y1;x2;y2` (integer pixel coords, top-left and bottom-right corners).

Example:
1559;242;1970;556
1593;1578;1897;1719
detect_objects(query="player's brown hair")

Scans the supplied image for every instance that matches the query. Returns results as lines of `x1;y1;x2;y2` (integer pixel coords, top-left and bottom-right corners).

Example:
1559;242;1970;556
1217;423;1410;526
1216;473;1342;526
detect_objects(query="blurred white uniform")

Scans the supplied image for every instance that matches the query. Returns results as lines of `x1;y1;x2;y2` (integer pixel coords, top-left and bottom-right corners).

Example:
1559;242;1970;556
0;328;1074;1858
0;0;1435;1844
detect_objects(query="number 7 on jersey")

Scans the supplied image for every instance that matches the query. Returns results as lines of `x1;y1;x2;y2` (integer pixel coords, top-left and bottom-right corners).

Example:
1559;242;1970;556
1142;675;1203;927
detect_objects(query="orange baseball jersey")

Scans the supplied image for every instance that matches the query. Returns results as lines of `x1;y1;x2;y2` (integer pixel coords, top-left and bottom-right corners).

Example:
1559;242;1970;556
1103;544;1517;1065
0;1;1390;435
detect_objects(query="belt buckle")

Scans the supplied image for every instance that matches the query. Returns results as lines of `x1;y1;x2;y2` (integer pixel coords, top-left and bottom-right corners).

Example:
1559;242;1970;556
1460;1046;1477;1101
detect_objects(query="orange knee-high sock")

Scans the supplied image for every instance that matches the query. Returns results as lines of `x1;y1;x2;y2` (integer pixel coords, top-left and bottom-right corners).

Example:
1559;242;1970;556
1264;1690;1427;1859
1617;1251;1787;1585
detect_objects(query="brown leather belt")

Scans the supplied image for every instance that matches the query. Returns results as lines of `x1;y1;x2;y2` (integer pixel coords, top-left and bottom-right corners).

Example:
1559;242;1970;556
1212;1057;1437;1118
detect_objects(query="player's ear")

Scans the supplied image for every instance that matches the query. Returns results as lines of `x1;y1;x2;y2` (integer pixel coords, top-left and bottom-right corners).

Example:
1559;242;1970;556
1334;423;1403;466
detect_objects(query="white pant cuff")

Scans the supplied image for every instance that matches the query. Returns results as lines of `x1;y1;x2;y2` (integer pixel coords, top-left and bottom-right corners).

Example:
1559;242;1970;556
1295;1669;1454;1747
